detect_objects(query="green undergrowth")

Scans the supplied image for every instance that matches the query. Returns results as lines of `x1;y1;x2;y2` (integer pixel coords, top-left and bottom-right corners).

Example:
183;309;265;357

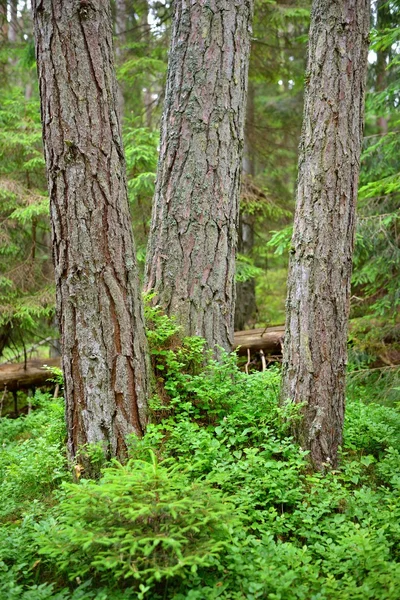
1;310;400;599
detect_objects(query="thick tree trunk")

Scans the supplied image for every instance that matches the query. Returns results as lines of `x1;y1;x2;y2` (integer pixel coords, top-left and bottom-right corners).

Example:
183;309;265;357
281;0;370;469
32;0;151;470
145;0;254;354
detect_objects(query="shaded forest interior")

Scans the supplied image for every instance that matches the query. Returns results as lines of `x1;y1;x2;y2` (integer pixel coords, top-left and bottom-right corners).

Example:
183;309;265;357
0;2;400;600
1;0;399;410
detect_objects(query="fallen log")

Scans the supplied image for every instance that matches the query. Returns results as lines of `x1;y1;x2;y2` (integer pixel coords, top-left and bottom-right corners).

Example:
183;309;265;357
0;326;286;392
2;324;399;392
0;358;61;392
234;325;285;356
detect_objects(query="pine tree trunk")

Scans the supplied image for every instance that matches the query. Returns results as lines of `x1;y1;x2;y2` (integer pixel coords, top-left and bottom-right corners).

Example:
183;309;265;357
235;81;257;331
0;2;7;39
145;0;254;353
281;0;370;469
114;0;127;48
114;0;127;120
8;0;17;42
235;210;257;330
141;4;153;129
32;0;150;471
376;0;390;135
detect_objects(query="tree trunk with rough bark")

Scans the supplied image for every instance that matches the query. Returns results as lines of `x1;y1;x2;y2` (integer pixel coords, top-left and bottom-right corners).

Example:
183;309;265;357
32;0;151;472
145;0;254;354
281;0;370;470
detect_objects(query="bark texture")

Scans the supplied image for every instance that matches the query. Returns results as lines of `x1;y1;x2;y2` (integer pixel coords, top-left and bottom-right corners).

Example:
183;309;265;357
145;0;254;353
281;0;370;469
32;0;150;468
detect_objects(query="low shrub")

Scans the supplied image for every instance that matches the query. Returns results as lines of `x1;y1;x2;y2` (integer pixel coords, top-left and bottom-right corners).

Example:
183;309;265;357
0;392;68;520
36;452;238;594
1;314;400;598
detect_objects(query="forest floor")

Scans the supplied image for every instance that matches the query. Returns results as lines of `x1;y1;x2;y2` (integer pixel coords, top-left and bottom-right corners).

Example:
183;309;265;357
1;322;400;599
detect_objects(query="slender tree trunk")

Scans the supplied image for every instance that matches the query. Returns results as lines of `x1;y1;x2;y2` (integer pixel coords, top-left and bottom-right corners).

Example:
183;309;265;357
235;81;257;330
234;209;257;331
1;1;8;39
114;0;127;121
8;0;17;42
141;3;153;129
281;0;370;469
145;0;254;353
376;0;390;135
32;0;151;471
114;0;127;50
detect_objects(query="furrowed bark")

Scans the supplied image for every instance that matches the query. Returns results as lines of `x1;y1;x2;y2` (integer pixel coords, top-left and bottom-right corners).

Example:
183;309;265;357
281;0;370;469
145;0;254;354
32;0;151;470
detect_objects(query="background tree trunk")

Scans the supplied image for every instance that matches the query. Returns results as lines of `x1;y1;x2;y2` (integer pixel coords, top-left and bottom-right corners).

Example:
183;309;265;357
145;0;254;353
235;81;257;331
8;0;17;43
376;0;390;135
114;0;127;50
32;0;150;471
281;0;370;469
234;209;257;331
140;3;153;129
114;0;127;120
0;2;7;39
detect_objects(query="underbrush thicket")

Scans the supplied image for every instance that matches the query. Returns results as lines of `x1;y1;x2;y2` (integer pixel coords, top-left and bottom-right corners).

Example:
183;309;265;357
1;308;400;599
